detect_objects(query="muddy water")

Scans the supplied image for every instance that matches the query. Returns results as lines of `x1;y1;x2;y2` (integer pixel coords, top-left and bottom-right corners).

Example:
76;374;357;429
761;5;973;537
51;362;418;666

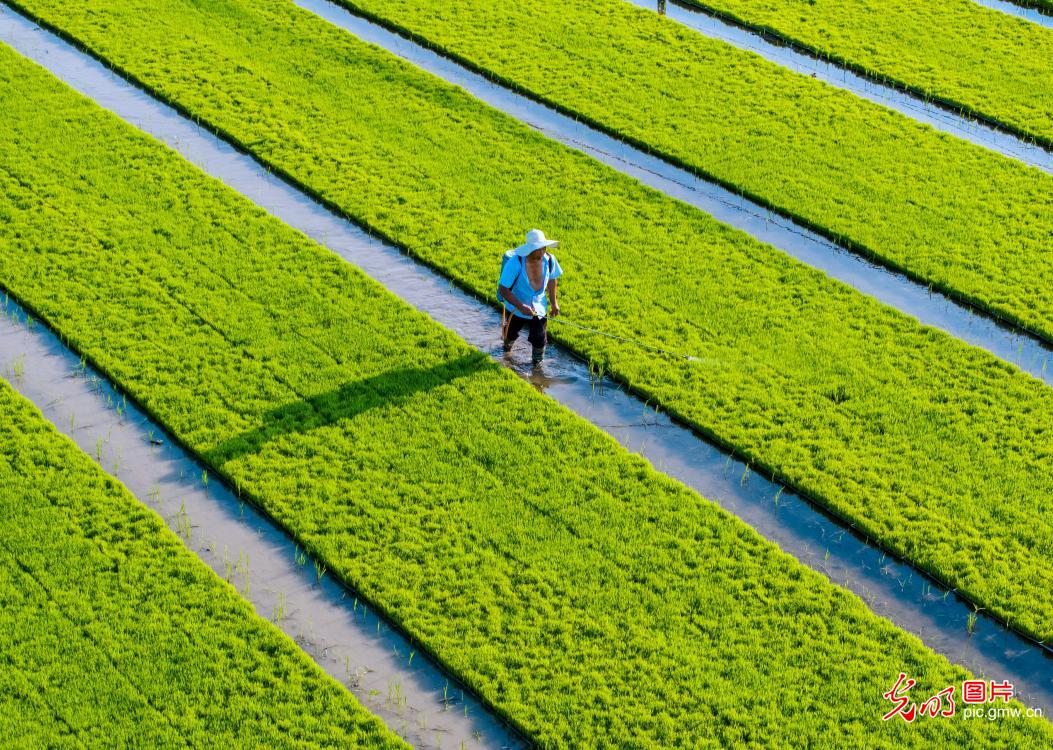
0;300;527;750
622;0;1053;171
973;0;1053;28
1;0;1053;722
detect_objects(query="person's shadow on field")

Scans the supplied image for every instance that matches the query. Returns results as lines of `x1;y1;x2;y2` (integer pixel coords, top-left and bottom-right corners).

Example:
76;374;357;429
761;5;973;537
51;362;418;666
202;352;488;466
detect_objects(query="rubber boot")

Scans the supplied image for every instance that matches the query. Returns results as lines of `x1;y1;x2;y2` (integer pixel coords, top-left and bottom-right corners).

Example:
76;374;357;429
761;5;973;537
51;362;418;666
531;346;545;365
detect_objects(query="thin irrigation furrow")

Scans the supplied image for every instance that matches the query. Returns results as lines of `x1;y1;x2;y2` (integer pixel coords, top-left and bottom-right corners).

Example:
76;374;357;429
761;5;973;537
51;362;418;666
1;11;1053;717
628;0;1053;169
0;300;526;750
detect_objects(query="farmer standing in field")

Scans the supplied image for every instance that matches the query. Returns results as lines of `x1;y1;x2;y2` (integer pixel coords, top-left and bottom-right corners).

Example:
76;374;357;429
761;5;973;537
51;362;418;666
498;228;562;365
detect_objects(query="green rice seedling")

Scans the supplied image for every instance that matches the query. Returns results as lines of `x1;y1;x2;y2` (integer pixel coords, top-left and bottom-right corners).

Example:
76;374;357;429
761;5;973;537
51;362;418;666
177;501;192;543
236;551;249;577
235;552;251;597
313;559;326;583
273;591;286;623
11;354;25;381
967;610;978;635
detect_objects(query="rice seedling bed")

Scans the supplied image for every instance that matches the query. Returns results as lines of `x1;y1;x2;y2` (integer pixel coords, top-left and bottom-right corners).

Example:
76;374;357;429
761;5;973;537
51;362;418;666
1;41;1050;747
0;379;406;748
5;0;1053;646
650;0;1053;148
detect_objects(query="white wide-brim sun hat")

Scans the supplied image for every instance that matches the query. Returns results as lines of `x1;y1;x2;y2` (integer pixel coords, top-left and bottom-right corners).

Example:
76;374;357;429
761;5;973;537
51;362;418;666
513;228;559;257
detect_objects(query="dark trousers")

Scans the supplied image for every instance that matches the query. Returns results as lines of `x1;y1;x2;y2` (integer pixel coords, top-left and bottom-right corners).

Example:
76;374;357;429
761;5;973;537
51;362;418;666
503;314;548;349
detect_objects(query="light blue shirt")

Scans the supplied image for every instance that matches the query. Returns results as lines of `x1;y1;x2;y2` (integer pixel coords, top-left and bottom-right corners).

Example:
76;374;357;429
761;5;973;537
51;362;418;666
500;252;563;318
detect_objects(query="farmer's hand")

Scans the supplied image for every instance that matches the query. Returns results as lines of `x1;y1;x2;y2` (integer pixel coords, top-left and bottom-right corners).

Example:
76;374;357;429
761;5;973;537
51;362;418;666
550;303;560;318
518;303;535;317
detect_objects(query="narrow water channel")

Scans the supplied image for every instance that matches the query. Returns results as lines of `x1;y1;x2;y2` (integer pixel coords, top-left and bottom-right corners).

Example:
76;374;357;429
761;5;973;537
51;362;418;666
1;3;1052;717
622;0;1053;171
